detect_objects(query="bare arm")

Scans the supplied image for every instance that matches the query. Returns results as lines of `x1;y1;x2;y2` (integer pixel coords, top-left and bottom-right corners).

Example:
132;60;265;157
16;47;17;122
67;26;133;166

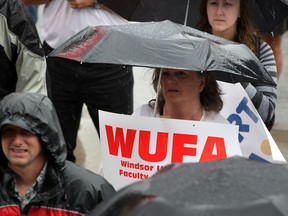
22;0;50;6
67;0;111;10
23;0;112;11
67;0;94;8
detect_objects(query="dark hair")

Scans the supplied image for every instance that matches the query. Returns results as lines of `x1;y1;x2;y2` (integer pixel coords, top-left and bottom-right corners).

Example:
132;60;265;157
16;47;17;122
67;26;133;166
149;68;223;115
196;0;259;54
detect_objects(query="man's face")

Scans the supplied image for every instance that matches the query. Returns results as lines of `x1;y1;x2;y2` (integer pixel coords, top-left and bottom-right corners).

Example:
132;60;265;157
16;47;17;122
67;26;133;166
1;124;46;170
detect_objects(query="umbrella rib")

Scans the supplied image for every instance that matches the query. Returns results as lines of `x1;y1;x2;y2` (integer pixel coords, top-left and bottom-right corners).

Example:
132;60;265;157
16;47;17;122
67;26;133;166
228;72;236;84
180;31;206;71
154;68;163;117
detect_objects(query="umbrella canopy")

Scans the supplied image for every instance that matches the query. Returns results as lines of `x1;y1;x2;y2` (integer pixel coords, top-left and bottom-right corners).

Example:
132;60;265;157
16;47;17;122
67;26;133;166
88;157;288;216
49;21;276;85
252;0;288;34
99;0;288;34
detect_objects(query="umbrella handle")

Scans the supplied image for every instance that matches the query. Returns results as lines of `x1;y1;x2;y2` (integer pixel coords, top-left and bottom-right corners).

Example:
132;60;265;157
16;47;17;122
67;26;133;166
184;0;190;26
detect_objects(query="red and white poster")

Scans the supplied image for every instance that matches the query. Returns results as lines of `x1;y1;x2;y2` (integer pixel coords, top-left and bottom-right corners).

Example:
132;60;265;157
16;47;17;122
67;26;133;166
99;81;285;191
99;111;241;190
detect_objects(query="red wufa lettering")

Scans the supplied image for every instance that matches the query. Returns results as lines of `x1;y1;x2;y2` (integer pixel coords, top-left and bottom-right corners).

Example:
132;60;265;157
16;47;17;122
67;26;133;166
105;125;227;163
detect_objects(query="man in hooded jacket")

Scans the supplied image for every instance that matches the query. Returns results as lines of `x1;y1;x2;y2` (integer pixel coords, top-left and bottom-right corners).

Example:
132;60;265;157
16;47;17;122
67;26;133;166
0;92;115;215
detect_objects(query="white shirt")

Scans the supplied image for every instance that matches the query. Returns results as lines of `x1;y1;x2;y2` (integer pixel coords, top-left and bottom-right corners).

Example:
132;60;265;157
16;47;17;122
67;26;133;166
133;104;229;124
42;0;128;48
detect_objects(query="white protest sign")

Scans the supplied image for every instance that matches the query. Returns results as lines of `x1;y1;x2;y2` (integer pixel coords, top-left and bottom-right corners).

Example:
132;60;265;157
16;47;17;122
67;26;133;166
99;110;241;190
218;81;286;163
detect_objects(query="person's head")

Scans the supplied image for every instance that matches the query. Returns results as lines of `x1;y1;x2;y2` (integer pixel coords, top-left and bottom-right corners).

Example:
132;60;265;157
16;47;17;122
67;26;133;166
1;124;46;171
0;92;67;171
197;0;258;53
150;68;223;114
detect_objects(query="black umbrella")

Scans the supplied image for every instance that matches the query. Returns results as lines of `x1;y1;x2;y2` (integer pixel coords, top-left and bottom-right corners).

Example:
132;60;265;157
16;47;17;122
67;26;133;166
88;157;288;216
100;0;288;34
101;0;199;27
252;0;288;34
49;21;276;85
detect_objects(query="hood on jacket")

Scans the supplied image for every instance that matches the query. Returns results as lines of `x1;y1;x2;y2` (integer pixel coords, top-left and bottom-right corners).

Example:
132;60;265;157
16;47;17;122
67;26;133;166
0;92;66;170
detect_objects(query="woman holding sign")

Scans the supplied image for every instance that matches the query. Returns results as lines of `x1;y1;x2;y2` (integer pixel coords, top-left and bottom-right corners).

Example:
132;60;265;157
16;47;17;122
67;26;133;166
133;68;228;124
196;0;278;130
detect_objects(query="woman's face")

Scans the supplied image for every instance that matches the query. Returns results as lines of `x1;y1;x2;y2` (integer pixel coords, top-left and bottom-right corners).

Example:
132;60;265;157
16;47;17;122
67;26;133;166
207;0;241;39
160;69;205;104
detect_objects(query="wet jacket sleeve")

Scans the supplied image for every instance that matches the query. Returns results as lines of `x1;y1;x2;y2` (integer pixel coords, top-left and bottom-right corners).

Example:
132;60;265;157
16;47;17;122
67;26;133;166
1;0;47;96
15;42;47;95
63;161;116;214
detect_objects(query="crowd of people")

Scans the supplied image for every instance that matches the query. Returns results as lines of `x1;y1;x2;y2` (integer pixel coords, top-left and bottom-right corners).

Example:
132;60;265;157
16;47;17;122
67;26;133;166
0;0;287;215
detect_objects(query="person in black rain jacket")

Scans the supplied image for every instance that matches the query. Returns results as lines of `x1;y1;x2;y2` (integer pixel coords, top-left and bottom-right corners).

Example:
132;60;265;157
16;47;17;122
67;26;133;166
0;92;115;215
